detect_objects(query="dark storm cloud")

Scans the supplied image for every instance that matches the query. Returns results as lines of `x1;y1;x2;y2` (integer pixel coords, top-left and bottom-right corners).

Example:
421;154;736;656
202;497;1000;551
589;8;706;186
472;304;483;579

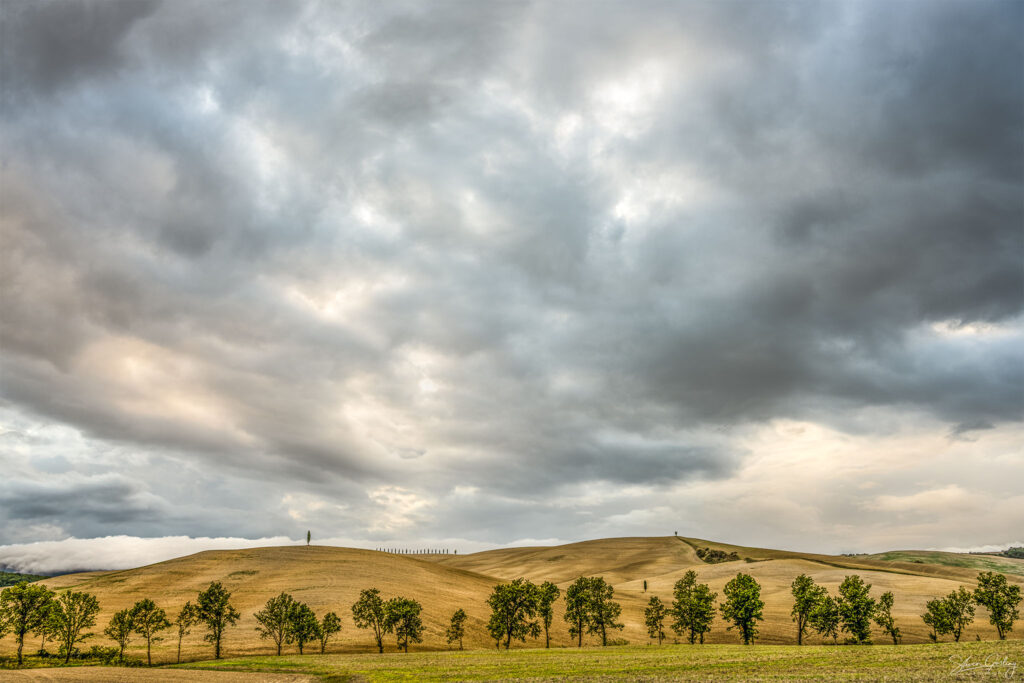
0;0;1021;557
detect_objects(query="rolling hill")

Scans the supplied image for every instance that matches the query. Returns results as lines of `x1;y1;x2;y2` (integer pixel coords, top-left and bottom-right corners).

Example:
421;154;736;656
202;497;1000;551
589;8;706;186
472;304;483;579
1;537;1020;665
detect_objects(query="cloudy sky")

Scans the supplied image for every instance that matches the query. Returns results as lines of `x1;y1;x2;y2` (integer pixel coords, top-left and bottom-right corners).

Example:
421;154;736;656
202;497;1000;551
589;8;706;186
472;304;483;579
1;0;1022;574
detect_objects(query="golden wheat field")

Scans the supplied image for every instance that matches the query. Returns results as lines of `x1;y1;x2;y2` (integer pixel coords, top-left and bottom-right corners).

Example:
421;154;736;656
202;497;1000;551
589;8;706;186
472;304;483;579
2;536;1021;667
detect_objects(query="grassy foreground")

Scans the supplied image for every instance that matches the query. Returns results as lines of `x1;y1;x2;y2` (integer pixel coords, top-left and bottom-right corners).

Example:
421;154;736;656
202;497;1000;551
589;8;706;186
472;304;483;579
173;641;1024;681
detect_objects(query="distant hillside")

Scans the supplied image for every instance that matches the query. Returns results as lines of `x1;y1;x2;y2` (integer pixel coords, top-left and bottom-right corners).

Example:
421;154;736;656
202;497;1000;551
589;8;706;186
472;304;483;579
0;571;46;587
1;537;1020;665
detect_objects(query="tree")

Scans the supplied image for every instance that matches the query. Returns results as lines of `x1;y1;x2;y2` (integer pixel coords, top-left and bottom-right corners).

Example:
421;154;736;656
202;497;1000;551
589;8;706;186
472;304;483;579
587;577;624;646
385;597;423;653
790;574;826;646
487;578;540;650
645;596;667;644
352;588;390;653
316;612;341;654
174;601;198;664
446;608;467;650
196;582;240;659
306;530;311;546
32;599;55;656
837;575;875;644
671;570;717;644
564;577;594;647
809;595;841;644
873;591;901;644
944;587;976;642
719;572;764;645
288;602;320;654
973;571;1022;640
130;599;171;666
254;592;297;655
104;609;133;662
537;581;560;648
0;581;55;666
49;590;101;664
922;597;953;642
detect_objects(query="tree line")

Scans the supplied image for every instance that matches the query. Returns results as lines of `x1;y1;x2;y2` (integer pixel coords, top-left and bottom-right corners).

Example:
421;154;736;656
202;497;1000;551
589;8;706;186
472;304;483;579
0;568;1020;667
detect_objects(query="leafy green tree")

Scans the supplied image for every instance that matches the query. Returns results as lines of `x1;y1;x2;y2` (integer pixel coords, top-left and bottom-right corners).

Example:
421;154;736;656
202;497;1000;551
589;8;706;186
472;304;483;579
564;577;594;647
719;572;764;644
537;581;560;648
790;574;826;645
104;609;134;662
385;597;423;653
174;601;198;663
837;575;875;644
944;587;976;642
645;596;667;644
446;608;467;650
49;590;101;664
288;602;320;654
922;597;953;642
352;588;390;653
254;592;297;655
671;570;716;644
973;571;1022;640
587;577;624;646
32;599;56;656
809;595;841;644
196;582;240;659
318;612;341;654
0;581;55;666
306;530;311;546
487;578;540;650
130;599;171;666
873;591;901;644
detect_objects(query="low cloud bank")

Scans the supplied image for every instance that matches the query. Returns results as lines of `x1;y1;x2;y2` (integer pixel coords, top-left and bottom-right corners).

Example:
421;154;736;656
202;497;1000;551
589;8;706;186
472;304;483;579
0;534;556;575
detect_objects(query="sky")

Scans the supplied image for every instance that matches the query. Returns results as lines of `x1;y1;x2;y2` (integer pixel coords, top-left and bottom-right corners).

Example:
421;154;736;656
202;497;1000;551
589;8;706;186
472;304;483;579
1;0;1022;575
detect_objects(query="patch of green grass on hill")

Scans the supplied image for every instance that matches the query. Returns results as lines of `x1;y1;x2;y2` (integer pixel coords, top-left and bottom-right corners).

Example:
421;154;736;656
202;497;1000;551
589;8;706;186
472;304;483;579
0;571;47;587
170;641;1023;682
867;551;1024;577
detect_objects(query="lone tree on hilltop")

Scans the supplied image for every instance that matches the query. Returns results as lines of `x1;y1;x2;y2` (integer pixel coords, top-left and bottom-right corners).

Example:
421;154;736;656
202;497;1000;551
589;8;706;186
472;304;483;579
130;598;171;666
49;590;101;664
0;581;55;666
720;572;763;645
944;587;976;642
307;530;311;546
645;596;667;644
104;609;134;662
790;574;826;646
809;594;841;644
255;592;298;655
487;578;540;650
352;588;390;653
196;581;240;659
446;608;467;650
564;577;595;647
837;575;875;644
385;597;423;653
537;581;560;648
288;602;320;654
318;612;342;654
587;577;624;646
873;591;901;644
671;570;716;644
174;601;198;663
974;571;1022;640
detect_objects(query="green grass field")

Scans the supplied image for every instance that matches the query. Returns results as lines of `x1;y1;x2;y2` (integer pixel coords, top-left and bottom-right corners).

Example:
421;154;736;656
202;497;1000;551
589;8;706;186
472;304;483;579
865;551;1024;577
172;641;1024;682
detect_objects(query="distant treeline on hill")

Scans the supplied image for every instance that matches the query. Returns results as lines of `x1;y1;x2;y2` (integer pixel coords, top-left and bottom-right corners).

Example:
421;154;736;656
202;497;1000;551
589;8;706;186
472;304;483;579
971;548;1024;560
0;571;46;588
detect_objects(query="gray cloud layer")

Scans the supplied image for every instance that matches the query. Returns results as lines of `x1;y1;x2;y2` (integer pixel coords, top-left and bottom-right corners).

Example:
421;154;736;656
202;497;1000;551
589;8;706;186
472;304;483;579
1;0;1021;571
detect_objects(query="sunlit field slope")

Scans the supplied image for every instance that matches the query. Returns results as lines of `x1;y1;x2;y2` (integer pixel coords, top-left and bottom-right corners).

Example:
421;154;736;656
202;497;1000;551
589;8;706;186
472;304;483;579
2;537;1020;667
